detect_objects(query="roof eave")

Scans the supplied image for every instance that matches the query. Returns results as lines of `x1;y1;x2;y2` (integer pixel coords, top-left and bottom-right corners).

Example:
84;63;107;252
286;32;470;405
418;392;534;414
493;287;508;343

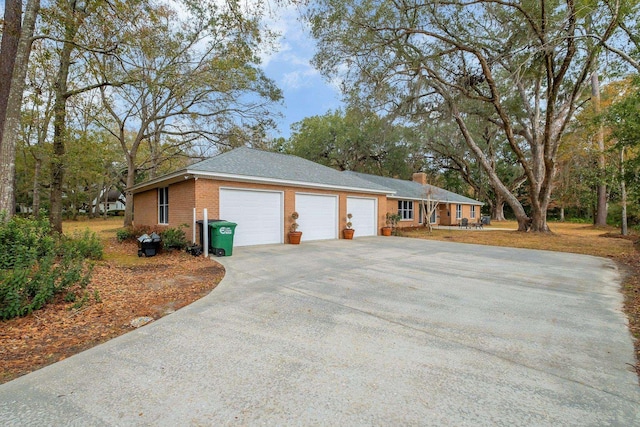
387;195;484;205
128;169;395;196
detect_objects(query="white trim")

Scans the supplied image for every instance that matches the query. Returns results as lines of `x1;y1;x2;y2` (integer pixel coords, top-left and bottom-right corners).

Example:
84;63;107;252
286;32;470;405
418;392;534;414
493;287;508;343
387;195;483;205
203;208;209;258
128;169;393;196
158;187;169;225
220;186;286;197
201;172;390;195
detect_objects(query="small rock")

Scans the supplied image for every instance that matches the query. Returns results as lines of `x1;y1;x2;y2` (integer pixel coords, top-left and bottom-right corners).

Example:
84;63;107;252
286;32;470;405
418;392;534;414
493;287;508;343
130;317;154;328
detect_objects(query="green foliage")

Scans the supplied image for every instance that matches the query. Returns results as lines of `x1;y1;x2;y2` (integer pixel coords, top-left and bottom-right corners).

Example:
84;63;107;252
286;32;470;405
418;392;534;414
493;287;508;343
64;229;103;260
0;213;55;270
0;215;100;320
116;228;133;242
287;107;423;178
385;212;401;225
161;224;189;250
71;292;90;310
608;202;640;227
604;76;640;150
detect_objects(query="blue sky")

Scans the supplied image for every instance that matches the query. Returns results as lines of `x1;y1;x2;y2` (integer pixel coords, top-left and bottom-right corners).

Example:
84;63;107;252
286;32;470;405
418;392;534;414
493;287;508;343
259;6;344;138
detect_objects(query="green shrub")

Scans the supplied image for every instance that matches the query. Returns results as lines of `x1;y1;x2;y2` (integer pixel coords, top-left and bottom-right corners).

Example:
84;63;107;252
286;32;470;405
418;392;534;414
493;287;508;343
64;229;103;260
0;213;54;270
162;224;189;250
116;228;133;242
0;214;99;320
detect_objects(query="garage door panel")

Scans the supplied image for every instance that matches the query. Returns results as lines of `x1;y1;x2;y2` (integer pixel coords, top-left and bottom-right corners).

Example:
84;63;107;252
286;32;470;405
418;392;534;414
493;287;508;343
347;197;377;237
220;189;282;246
295;194;338;241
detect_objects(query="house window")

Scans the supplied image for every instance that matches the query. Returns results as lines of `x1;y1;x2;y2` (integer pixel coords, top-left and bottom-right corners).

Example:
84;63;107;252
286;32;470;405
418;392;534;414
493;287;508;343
456;204;462;219
158;187;169;224
398;200;413;220
470;205;476;219
420;203;438;224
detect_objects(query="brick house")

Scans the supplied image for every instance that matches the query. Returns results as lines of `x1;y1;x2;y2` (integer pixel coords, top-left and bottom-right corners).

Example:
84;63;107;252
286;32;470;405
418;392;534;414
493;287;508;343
346;171;484;227
129;147;483;246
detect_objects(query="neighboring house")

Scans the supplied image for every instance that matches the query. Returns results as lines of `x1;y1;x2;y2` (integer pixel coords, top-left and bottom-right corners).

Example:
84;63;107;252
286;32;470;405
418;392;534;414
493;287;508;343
128;147;483;247
93;189;126;214
346;172;484;227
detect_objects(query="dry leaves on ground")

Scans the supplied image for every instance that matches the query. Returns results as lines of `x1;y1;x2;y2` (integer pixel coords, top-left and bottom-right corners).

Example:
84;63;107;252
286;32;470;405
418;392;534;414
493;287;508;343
0;239;224;384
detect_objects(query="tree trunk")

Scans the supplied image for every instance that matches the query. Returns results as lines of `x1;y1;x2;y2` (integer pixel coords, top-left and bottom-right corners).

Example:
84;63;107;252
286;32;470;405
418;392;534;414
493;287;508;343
592;72;608;226
123;156;136;227
620;147;628;236
560;206;565;222
71;192;78;220
0;0;22;145
491;197;506;221
450;107;530;230
102;185;109;220
529;206;549;232
32;157;41;214
0;0;40;219
49;26;77;233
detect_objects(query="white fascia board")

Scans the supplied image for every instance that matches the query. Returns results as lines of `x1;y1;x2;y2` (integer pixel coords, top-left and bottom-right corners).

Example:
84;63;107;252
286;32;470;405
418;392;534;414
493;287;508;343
388;195;484;205
127;169;396;196
126;170;189;193
187;170;395;195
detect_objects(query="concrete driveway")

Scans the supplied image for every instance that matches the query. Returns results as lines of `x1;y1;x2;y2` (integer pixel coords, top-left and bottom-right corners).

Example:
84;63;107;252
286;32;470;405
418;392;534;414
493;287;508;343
1;237;639;425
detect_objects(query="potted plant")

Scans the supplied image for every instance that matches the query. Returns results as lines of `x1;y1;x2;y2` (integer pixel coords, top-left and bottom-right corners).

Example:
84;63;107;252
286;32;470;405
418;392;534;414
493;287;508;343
382;212;401;236
288;211;302;244
343;213;355;239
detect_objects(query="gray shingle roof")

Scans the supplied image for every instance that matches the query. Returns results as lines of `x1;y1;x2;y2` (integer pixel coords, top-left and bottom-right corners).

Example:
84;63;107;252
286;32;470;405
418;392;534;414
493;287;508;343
344;171;483;205
186;147;392;193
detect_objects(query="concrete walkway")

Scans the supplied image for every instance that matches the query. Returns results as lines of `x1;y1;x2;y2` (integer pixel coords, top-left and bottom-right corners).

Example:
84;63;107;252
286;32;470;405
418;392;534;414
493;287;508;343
1;237;638;425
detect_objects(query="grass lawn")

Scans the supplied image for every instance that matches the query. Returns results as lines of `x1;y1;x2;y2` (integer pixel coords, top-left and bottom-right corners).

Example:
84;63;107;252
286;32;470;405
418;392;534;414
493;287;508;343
403;221;635;258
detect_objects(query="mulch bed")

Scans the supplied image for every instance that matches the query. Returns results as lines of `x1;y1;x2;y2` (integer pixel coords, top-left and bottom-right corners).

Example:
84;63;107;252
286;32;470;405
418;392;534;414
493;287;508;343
0;240;224;384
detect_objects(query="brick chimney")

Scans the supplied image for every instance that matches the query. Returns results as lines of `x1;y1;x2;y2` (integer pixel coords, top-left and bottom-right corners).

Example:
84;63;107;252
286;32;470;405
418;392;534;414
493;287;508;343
412;172;427;185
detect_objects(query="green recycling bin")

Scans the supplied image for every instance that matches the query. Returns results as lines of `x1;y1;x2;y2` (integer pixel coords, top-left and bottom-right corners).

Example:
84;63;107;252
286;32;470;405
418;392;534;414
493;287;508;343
204;220;237;257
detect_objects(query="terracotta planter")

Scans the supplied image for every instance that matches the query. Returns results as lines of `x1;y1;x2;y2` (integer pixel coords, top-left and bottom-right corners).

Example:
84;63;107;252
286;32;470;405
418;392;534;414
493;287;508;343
343;229;355;239
289;231;302;244
381;227;392;236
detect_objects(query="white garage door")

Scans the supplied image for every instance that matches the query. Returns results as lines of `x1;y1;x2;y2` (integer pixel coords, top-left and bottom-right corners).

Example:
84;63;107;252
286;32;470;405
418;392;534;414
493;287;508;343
219;188;283;246
295;193;338;241
347;197;377;237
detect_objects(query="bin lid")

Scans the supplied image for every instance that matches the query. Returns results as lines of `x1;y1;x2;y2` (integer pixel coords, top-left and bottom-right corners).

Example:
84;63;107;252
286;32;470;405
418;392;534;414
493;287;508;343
208;220;237;228
196;219;223;224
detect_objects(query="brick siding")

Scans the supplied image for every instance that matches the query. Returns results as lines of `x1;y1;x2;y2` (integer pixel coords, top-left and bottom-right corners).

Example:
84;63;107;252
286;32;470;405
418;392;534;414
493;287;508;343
134;177;387;240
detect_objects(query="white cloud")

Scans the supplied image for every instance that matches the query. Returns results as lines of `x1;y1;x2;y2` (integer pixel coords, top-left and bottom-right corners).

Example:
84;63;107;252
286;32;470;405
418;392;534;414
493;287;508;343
281;66;319;90
258;4;314;68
